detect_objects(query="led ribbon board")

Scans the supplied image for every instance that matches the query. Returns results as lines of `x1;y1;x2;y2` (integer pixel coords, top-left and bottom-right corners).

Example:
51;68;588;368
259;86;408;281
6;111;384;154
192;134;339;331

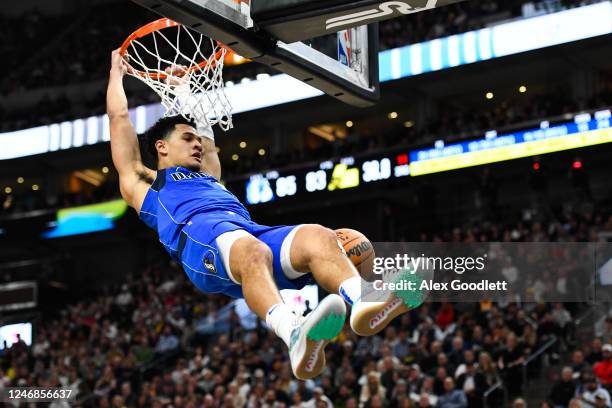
409;116;612;176
379;1;612;81
43;199;128;238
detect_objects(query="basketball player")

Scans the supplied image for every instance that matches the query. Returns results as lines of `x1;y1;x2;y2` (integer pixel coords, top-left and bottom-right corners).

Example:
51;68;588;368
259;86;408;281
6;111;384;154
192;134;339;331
107;50;416;379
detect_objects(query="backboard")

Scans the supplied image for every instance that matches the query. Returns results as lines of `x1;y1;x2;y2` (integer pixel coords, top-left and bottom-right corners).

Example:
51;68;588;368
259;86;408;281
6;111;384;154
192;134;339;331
128;0;465;107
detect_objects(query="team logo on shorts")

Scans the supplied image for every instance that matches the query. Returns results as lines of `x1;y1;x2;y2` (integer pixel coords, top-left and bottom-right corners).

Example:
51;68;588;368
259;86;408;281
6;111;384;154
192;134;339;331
203;250;217;273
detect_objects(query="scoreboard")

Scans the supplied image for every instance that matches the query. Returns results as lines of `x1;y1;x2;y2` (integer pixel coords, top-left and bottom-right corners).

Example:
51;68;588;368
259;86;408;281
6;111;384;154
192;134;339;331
242;154;411;205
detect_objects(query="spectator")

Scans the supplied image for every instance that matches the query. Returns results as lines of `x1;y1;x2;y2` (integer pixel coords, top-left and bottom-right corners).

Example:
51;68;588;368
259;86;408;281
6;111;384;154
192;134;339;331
290;391;306;408
548;367;576;408
456;361;487;408
477;352;499;387
360;372;387;407
390;379;410;407
498;333;525;396
579;374;611;408
115;284;133;308
588;339;604;365
595;316;612;344
572;350;591;378
304;386;333;408
513;398;528;408
437;377;467;408
393;330;413;362
593;344;612;387
155;326;180;354
551;303;573;339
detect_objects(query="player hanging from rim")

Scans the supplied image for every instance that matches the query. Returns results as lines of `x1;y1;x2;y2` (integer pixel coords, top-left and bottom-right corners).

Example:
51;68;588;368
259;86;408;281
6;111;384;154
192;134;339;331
107;49;419;379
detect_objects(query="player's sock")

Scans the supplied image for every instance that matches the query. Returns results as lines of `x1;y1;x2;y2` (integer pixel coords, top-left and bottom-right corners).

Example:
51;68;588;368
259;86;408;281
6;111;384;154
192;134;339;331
266;303;300;346
338;276;362;305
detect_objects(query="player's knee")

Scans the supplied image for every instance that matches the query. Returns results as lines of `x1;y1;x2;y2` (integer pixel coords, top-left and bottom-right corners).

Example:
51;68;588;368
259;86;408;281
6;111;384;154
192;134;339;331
242;239;273;268
300;224;340;256
232;238;273;282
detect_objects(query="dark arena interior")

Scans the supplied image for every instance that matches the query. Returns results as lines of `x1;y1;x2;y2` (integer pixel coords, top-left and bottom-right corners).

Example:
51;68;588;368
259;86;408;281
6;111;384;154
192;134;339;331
1;0;612;407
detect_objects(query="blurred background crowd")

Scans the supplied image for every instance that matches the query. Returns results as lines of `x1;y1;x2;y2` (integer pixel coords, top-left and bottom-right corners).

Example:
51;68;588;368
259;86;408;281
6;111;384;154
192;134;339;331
1;0;611;407
2;200;612;407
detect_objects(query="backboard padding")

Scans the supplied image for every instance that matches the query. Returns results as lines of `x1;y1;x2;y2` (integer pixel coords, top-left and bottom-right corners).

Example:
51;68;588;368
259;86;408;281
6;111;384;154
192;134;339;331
252;0;466;43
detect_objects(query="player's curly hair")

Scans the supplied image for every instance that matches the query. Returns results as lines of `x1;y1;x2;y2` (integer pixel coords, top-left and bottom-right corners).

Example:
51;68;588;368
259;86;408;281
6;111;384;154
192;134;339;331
141;115;196;167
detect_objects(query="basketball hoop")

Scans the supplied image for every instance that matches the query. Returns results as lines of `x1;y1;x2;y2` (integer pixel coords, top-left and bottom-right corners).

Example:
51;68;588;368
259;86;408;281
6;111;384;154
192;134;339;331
119;18;233;131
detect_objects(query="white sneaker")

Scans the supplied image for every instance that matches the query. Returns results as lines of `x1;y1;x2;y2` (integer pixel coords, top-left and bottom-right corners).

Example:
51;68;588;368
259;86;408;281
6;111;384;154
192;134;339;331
288;294;346;380
350;269;424;336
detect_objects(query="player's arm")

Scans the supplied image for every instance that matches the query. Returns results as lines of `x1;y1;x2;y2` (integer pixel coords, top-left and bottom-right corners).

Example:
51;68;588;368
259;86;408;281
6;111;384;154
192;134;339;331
107;49;156;211
167;67;222;181
200;130;221;181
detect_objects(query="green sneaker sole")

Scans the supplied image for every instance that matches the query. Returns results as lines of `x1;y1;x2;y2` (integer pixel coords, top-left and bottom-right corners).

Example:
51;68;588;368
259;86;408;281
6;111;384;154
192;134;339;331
393;268;425;309
307;312;346;342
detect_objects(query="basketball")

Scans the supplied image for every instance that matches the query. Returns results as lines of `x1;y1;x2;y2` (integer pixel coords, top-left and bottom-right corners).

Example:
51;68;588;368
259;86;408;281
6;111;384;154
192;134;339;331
335;228;375;278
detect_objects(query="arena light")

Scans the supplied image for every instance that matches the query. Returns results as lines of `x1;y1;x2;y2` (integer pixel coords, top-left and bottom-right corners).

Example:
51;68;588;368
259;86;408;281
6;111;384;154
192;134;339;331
388;112;399;120
239;141;247;148
404;121;414;128
4;187;11;194
102;166;109;174
74;171;102;187
17;177;24;184
346;121;354;128
232;154;239;161
485;92;494;100
308;126;335;142
258;148;266;156
32;184;39;191
519;85;527;93
231;53;247;65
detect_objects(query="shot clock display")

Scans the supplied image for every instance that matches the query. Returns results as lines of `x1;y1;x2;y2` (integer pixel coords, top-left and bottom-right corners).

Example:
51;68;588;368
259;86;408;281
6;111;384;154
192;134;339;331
243;155;410;205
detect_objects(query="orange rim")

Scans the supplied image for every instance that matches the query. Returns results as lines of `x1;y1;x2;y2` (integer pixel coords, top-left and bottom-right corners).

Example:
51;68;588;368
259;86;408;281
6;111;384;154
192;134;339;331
119;18;226;80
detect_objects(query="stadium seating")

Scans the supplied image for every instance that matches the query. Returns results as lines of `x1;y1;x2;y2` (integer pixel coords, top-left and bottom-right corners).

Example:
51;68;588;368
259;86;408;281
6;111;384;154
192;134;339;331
1;202;610;407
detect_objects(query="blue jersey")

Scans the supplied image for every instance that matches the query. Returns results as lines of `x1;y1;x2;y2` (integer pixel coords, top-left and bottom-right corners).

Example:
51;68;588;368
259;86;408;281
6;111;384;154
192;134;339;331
139;188;158;230
140;167;250;259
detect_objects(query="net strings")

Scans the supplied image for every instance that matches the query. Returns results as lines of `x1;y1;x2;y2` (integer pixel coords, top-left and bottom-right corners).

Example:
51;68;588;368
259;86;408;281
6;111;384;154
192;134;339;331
125;25;233;131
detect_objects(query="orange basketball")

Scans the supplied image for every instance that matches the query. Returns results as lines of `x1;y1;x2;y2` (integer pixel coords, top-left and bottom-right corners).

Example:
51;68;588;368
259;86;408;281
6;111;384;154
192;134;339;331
335;228;375;278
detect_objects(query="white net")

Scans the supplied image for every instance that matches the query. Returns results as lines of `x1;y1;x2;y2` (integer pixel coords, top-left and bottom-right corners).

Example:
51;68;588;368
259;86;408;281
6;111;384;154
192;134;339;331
122;19;233;131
